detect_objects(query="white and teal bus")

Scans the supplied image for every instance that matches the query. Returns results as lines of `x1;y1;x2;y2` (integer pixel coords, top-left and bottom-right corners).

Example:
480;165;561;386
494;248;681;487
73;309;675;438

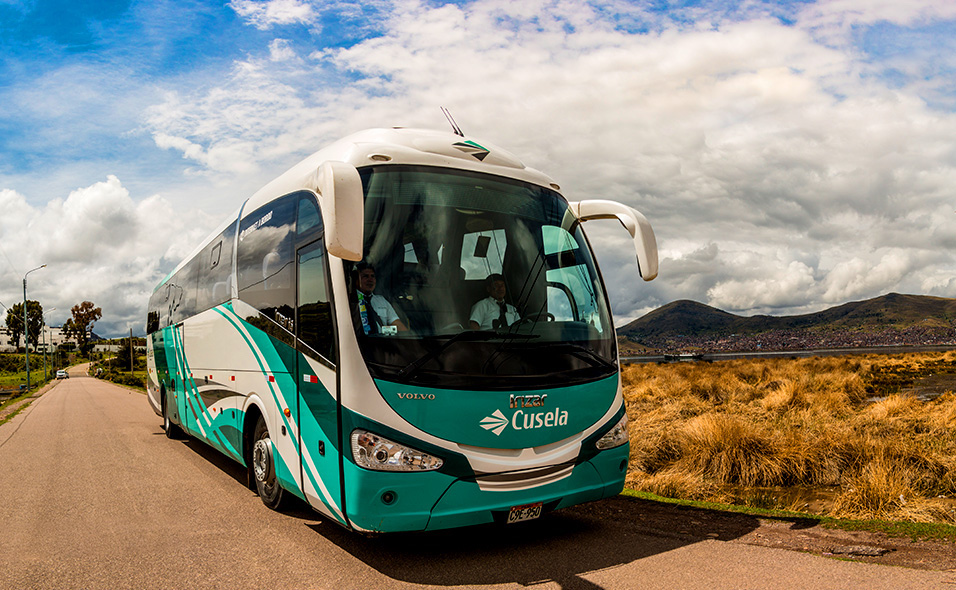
146;127;658;533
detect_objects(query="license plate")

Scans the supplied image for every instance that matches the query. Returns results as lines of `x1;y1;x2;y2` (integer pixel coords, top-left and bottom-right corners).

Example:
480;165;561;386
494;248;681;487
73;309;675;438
507;502;543;524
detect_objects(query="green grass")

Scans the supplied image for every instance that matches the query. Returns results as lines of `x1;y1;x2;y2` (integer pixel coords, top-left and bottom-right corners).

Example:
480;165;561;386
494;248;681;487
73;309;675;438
0;387;41;426
621;488;956;542
0;370;52;390
0;399;31;426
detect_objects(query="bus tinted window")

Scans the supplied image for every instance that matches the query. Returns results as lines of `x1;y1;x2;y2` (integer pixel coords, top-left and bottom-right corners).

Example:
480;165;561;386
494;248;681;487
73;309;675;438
297;239;335;365
197;221;236;311
237;195;296;330
297;193;322;236
167;259;199;325
354;165;616;389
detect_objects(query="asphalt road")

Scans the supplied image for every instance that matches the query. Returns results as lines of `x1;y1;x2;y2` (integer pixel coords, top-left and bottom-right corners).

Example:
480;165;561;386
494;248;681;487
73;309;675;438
0;371;952;590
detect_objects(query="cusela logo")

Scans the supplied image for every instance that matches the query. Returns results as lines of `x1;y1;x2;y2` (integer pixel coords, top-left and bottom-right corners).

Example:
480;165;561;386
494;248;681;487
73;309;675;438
480;407;569;436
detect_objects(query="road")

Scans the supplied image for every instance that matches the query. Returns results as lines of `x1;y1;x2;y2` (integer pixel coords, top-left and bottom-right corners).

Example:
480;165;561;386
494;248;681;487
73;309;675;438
1;370;953;590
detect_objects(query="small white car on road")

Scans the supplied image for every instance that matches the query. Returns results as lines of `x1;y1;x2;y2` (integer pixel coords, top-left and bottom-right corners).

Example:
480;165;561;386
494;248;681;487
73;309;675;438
55;370;69;380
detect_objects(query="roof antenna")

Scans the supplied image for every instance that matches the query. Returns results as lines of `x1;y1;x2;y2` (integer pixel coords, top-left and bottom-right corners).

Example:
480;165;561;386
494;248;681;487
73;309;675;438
441;107;464;137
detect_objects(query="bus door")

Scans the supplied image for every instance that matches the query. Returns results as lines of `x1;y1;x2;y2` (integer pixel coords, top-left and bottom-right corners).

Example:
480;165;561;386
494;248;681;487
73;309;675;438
294;238;344;518
172;322;189;435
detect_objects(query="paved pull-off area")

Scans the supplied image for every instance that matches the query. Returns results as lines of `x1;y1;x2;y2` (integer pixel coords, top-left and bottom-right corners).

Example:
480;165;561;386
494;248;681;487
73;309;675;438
1;372;953;590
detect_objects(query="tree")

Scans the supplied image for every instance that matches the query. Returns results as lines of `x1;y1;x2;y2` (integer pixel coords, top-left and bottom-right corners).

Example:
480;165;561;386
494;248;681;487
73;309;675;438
4;300;43;351
63;301;102;355
116;336;137;372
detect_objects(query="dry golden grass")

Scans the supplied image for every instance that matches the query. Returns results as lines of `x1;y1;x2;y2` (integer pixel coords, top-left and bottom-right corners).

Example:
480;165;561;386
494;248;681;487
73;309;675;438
623;352;956;523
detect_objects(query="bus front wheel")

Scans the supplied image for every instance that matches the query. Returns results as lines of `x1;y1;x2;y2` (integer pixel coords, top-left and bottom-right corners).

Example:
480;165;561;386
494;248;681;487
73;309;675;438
252;415;287;510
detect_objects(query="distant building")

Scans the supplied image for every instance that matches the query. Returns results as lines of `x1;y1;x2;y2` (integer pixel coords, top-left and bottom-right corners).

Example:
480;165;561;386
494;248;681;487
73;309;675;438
0;326;72;352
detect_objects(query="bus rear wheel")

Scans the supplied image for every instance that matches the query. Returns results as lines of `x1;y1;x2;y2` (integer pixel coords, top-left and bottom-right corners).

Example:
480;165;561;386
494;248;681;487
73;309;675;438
252;415;287;510
163;390;184;439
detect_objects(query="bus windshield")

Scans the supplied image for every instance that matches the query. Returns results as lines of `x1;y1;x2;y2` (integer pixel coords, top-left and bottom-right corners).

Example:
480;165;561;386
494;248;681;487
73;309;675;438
349;165;616;390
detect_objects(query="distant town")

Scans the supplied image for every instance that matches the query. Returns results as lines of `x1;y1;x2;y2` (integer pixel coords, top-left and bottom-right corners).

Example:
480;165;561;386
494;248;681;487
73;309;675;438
628;324;956;355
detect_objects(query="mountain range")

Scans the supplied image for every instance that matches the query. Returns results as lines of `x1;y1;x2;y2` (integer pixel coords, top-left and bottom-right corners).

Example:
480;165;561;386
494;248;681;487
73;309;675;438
619;293;956;352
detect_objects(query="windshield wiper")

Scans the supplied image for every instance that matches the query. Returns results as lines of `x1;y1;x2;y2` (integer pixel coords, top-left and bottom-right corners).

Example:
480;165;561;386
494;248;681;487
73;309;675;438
531;342;616;371
397;330;536;381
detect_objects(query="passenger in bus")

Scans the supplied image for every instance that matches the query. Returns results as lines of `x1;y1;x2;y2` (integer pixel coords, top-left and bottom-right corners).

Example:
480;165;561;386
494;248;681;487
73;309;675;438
353;262;408;335
469;273;520;330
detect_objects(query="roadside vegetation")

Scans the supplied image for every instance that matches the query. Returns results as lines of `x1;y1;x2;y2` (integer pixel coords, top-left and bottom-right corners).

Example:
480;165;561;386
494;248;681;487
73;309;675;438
0;352;55;390
622;352;956;525
91;336;146;390
0;352;61;426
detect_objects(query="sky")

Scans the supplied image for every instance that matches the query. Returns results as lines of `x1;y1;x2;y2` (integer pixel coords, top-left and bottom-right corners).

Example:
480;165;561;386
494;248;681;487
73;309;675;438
2;0;956;337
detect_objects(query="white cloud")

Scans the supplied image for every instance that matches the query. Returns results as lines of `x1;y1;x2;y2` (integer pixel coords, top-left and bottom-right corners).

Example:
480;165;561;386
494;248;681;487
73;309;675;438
798;0;956;45
229;0;315;30
138;0;956;324
269;39;298;62
0;178;213;336
821;250;919;303
708;258;817;312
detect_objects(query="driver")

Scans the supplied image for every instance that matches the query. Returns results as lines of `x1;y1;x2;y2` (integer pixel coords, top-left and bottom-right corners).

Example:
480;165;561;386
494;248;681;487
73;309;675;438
469;273;520;330
354;262;407;334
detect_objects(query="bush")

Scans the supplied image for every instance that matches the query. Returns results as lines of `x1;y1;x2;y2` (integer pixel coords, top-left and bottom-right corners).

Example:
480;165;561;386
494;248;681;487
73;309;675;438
99;371;145;388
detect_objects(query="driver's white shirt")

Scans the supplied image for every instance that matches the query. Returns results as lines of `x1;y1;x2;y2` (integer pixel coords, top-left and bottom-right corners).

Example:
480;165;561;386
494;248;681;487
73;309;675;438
469;296;520;330
364;292;400;327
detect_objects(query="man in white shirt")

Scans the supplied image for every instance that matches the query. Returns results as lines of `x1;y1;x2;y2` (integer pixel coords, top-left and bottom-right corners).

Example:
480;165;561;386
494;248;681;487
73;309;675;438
355;263;407;334
469;273;520;330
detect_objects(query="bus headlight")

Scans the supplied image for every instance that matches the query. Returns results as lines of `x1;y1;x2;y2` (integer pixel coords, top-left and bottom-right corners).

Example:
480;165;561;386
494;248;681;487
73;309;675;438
595;412;629;450
351;429;444;472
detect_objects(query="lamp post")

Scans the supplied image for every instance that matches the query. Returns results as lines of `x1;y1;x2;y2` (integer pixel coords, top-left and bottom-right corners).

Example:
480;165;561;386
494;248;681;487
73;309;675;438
23;264;46;392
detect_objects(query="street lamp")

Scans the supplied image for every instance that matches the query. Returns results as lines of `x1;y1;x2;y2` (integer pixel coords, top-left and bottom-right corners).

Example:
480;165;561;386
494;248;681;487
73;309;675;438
23;264;46;392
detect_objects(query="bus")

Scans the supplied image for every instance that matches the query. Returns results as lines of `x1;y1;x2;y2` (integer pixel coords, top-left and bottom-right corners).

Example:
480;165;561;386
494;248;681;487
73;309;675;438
146;126;658;533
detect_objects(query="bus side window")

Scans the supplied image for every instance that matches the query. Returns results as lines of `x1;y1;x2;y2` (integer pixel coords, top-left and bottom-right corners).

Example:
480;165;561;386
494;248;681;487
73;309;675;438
197;219;237;311
237;194;296;338
167;265;197;325
297;240;335;365
297;194;322;236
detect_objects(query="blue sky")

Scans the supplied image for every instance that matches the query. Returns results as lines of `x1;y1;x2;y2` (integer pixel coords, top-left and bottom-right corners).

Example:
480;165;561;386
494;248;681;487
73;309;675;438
2;0;956;337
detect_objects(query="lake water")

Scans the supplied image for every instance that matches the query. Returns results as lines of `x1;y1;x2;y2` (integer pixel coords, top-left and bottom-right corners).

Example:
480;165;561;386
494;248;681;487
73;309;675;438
621;345;956;365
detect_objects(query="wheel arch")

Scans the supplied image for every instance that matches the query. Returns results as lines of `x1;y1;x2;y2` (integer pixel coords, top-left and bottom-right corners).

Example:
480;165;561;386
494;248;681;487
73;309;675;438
242;399;266;490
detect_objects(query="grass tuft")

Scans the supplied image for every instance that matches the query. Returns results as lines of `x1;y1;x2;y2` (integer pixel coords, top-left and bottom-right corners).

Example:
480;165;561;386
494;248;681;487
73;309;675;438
623;352;956;524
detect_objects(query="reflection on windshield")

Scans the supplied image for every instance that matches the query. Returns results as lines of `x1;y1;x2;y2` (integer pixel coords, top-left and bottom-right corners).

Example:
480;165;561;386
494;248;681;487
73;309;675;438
349;165;616;389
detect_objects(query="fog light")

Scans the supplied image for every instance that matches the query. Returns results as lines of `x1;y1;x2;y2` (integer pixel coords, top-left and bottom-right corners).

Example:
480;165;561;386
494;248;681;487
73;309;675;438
381;491;397;505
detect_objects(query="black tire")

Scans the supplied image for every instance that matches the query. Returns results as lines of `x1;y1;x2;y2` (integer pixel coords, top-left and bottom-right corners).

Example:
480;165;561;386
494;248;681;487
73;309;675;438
163;390;184;440
252;415;287;510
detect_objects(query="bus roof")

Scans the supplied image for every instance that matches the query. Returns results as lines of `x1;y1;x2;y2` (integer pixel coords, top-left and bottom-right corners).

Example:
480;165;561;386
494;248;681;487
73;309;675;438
242;127;562;217
156;127;562;291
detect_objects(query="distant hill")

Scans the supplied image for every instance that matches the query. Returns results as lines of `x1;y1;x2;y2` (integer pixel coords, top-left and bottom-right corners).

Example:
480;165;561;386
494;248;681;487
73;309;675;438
620;293;956;351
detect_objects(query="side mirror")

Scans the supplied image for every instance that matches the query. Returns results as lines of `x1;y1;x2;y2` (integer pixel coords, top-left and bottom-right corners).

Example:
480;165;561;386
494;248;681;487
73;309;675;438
568;199;658;281
317;161;364;261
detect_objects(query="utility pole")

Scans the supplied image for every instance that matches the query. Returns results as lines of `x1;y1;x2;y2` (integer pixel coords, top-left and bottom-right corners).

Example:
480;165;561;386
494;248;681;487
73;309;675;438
23;265;46;392
42;320;47;381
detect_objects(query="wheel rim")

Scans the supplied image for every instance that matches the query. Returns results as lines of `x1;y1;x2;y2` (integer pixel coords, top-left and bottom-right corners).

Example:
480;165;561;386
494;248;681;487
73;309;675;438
253;438;273;484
